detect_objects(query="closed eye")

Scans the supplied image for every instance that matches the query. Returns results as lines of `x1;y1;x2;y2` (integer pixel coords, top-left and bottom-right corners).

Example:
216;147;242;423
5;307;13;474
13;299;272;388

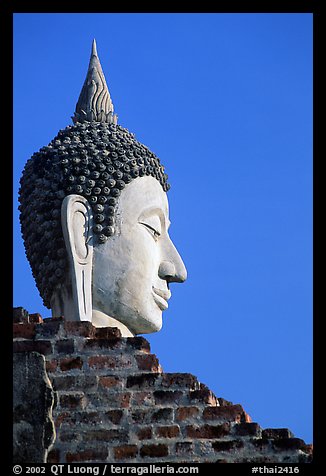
140;222;161;241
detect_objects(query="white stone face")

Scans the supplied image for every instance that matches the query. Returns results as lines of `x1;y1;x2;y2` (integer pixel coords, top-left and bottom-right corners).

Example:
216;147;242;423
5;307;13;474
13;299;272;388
92;176;187;335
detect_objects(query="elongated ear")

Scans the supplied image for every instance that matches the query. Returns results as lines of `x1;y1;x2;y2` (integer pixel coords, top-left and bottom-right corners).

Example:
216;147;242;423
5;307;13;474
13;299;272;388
61;195;93;322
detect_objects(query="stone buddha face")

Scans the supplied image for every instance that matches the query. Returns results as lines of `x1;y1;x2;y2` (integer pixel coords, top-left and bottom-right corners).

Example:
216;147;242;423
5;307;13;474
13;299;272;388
92;176;186;334
19;40;187;336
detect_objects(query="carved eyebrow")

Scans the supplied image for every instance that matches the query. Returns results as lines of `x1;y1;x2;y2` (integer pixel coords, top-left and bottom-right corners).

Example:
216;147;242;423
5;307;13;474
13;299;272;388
138;207;168;229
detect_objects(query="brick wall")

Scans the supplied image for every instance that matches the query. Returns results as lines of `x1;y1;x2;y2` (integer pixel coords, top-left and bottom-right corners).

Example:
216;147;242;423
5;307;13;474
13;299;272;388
13;311;312;463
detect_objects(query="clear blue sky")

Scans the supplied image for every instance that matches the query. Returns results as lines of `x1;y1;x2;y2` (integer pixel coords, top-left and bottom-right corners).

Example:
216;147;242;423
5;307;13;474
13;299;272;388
13;13;313;444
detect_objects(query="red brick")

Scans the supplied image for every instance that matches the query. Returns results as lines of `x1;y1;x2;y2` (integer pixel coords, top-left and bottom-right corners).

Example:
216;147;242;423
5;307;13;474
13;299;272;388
140;444;168;458
46;359;58;373
203;404;249;423
135;354;161;372
66;449;108;462
64;321;95;337
272;438;307;451
186;423;230;439
175;406;199;421
153;390;183;405
151;408;173;422
82;338;123;351
59;392;87;409
262;428;294;439
52;374;97;391
137;427;152;440
28;313;43;323
105;410;124;424
13;339;52;355
55;339;75;354
131;391;155;406
47;449;60;463
82;429;128;442
127;373;160;388
126;337;151;352
13;323;36;339
212;439;244;451
37;319;63;337
162;373;199;390
114;445;138;460
59;356;83;371
88;355;132;369
189;384;218;405
175;442;194;455
156;425;180;438
94;326;122;339
233;422;261;437
119;393;131;408
98;376;122;388
13;307;29;323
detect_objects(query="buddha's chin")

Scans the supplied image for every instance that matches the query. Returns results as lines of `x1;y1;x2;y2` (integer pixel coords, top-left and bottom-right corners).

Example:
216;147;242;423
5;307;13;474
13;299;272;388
120;308;163;335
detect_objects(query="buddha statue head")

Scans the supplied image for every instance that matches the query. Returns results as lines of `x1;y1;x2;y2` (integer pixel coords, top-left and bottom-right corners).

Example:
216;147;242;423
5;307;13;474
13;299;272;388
18;40;187;336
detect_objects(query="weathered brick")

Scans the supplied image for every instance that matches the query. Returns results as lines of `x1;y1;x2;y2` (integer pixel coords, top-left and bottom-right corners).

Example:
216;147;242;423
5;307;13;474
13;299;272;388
130;410;147;424
13;339;52;355
60;356;83;371
59;392;87;409
105;409;124;424
272;438;307;451
186;423;230;439
82;338;122;351
175;406;199;421
13;307;29;323
162;373;199;390
55;339;75;355
114;445;138;460
28;313;44;323
89;392;130;409
64;321;95;337
218;397;234;406
82;428;128;442
151;408;173;422
189;384;218;405
233;422;261;437
52;374;97;391
92;354;133;369
135;354;161;372
212;439;244;451
126;373;160;388
46;358;58;373
126;337;151;353
262;428;294;440
156;425;180;438
140;444;168;458
94;326;122;339
131;391;155;406
98;376;122;388
203;404;249;423
175;442;194;455
36;319;63;337
137;427;152;440
66;448;108;462
47;449;60;463
153;390;183;405
13;323;36;339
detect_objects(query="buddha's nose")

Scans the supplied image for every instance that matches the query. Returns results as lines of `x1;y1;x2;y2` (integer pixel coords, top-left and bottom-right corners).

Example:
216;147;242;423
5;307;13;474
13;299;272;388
158;238;187;284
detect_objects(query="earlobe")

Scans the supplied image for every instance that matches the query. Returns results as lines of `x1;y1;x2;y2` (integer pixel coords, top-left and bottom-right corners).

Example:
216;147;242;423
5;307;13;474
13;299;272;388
61;195;93;321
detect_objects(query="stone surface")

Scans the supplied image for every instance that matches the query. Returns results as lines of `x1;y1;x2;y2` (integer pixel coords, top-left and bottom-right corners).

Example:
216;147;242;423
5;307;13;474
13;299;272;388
13;316;312;463
13;351;55;463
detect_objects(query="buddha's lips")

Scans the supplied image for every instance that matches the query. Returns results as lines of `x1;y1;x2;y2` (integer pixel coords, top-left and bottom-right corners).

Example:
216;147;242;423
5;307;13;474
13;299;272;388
152;286;171;310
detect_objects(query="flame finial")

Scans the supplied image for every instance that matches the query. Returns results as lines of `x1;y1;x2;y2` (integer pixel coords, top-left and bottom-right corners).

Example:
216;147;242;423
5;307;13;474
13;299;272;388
72;39;118;124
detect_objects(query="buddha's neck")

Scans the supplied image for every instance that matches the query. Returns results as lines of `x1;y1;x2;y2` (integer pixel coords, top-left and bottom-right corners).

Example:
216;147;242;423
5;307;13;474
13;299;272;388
92;309;134;337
